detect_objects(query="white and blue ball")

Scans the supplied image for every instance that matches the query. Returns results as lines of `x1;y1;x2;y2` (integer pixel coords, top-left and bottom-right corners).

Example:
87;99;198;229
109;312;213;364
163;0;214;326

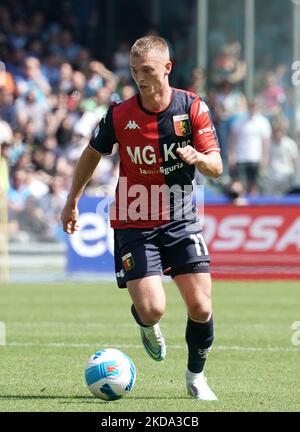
84;348;136;401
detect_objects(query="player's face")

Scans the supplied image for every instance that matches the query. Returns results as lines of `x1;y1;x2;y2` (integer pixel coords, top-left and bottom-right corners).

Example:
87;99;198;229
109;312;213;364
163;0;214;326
130;53;171;97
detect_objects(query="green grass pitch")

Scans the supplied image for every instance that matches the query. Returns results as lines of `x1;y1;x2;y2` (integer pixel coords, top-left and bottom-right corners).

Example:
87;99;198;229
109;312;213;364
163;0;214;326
0;280;299;412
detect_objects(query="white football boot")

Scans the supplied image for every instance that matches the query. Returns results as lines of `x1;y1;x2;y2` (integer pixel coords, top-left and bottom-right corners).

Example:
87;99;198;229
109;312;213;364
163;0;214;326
140;323;166;361
186;369;218;401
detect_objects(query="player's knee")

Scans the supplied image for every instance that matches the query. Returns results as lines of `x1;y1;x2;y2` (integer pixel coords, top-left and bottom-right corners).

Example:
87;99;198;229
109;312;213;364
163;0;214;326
138;305;165;326
188;302;212;323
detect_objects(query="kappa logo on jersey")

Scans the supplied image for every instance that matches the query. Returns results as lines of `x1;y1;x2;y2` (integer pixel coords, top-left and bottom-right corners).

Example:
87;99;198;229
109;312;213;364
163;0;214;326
122;252;135;271
173;114;191;137
198;101;209;115
125;120;141;130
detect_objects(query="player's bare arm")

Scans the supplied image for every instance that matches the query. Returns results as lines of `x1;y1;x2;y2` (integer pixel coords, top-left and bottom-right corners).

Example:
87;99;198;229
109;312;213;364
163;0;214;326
61;146;101;234
176;146;223;178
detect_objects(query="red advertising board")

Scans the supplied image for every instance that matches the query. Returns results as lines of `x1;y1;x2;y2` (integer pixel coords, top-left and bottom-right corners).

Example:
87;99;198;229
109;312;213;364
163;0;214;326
203;205;300;280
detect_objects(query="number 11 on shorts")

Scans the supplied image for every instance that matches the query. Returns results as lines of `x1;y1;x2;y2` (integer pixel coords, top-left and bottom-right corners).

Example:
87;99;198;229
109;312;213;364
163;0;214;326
190;233;209;256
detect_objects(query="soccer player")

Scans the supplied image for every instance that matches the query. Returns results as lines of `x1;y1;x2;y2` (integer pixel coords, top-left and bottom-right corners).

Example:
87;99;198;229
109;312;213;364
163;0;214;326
61;36;223;400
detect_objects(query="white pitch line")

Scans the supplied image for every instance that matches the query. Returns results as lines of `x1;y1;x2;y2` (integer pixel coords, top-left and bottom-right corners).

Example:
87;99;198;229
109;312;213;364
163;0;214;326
4;342;299;353
216;345;300;353
7;321;286;329
8;322;135;328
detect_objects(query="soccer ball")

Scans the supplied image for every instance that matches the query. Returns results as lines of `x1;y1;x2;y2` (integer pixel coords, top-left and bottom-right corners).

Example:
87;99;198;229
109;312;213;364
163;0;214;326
84;348;136;401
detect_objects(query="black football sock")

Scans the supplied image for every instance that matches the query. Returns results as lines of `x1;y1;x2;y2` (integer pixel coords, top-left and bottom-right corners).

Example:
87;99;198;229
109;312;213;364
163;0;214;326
185;315;214;373
131;304;150;327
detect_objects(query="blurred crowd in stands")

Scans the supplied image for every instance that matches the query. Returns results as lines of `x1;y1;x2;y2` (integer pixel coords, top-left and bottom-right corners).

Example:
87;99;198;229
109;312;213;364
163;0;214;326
0;0;299;242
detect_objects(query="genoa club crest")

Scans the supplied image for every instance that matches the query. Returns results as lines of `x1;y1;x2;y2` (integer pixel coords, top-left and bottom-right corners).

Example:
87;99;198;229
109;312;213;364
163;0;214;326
173;114;191;137
122;253;135;272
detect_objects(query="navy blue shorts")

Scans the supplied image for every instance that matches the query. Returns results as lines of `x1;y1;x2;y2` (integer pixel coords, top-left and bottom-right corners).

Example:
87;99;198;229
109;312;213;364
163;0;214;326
114;218;210;288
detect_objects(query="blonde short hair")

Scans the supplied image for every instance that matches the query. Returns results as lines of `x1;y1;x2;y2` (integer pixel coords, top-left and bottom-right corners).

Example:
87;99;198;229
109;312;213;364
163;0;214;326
131;36;170;60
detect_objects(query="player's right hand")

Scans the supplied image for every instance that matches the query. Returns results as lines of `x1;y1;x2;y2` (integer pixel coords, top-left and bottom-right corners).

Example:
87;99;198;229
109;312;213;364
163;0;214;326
61;203;79;234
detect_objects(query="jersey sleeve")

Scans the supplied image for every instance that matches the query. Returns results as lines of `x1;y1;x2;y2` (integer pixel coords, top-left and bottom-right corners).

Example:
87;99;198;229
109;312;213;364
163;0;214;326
190;97;220;154
89;105;117;154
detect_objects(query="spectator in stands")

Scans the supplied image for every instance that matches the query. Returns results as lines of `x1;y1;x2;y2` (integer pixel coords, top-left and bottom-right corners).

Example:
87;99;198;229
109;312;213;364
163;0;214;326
211;41;246;87
0;141;9;194
187;67;206;98
120;84;136;101
0;117;13;144
39;148;57;177
15;56;51;99
26;38;44;59
229;98;271;195
39;174;68;242
22;118;40;147
55;114;74;149
28;11;46;40
266;118;299;195
55;156;75;183
8;17;28;50
7;129;26;165
0;87;16;126
8;168;31;232
46;24;62;57
85;86;112;121
214;79;247;178
62;129;90;164
57;30;80;62
260;72;286;120
12;150;33;172
43;135;59;154
26;168;49;200
21;194;49;240
214;80;247;124
14;88;49;139
290;133;300;194
0;5;11;33
72;70;87;95
224;179;248;206
58;63;74;94
113;42;131;83
42;52;61;90
105;78;121;104
75;48;92;72
0;68;16;95
85;61;105;97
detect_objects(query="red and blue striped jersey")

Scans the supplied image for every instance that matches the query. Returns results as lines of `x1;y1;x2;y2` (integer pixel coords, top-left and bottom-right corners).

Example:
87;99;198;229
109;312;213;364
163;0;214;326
89;88;220;228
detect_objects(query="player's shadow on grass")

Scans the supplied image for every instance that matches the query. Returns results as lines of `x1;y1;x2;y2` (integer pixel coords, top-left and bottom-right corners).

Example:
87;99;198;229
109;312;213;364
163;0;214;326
0;395;95;400
0;395;191;403
59;396;192;403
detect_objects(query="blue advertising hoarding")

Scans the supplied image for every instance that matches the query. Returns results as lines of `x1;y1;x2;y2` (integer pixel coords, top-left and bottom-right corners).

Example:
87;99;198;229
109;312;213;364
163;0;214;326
66;195;115;274
66;194;300;278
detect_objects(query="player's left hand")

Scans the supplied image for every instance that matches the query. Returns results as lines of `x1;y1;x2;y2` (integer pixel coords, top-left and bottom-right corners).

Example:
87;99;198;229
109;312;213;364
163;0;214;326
176;145;202;165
